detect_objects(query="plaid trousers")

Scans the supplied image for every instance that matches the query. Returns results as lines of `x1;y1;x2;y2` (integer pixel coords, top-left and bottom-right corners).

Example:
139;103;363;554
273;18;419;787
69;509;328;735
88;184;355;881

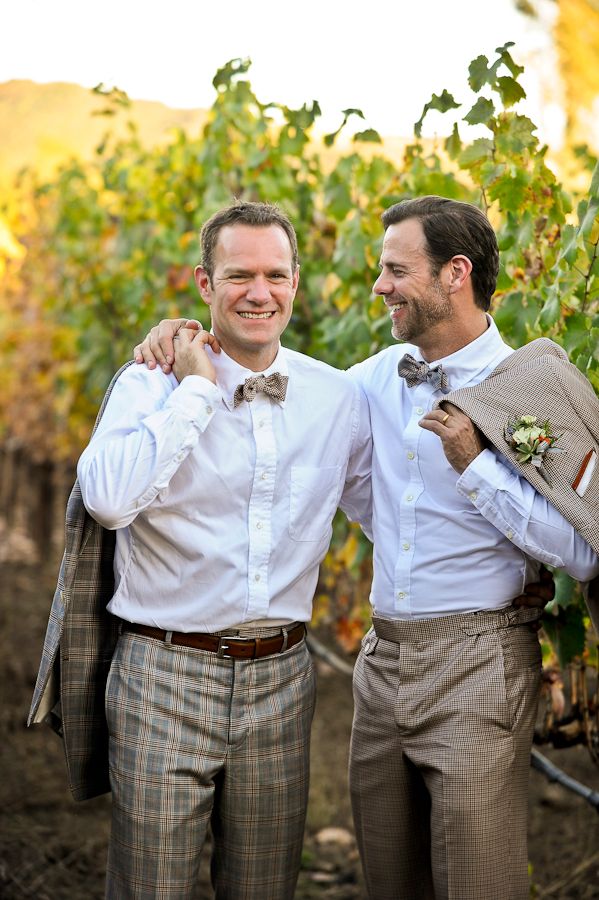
349;605;542;900
105;626;316;899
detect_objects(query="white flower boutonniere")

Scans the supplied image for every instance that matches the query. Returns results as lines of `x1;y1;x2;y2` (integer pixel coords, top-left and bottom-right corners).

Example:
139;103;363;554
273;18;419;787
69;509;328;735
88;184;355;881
504;415;565;486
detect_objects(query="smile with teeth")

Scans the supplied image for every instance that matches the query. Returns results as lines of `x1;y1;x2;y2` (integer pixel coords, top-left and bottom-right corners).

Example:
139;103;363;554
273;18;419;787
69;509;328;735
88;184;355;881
388;302;407;314
238;311;275;319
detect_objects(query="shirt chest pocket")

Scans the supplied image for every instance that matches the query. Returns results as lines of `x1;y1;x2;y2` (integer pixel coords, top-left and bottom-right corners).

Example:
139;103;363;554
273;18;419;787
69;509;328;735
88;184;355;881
289;465;342;542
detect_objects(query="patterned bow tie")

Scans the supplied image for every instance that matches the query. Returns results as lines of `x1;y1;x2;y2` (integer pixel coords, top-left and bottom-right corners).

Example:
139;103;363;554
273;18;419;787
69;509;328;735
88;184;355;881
397;352;450;394
233;373;289;407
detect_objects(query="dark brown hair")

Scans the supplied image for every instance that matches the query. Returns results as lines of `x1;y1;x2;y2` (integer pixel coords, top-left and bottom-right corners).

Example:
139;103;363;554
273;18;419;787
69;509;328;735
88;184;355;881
381;195;499;311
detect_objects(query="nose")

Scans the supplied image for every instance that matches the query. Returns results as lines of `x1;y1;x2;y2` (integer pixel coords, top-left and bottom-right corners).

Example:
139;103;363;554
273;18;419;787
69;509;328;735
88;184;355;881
373;272;391;297
245;276;271;303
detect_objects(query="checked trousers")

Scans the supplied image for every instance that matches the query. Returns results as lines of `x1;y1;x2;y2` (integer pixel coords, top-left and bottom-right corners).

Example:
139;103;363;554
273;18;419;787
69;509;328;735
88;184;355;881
349;605;543;900
105;627;316;899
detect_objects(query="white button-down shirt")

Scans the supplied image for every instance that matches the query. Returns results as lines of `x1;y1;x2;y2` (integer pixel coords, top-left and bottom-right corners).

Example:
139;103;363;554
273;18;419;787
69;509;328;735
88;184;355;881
350;317;599;619
78;345;372;632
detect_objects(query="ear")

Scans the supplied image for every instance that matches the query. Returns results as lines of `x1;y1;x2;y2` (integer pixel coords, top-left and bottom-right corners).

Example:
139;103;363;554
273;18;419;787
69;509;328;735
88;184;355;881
292;265;300;294
447;255;472;293
194;265;212;306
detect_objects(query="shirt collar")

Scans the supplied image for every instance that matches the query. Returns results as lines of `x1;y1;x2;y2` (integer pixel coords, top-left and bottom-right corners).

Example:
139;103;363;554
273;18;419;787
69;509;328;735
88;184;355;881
210;344;289;411
409;316;511;392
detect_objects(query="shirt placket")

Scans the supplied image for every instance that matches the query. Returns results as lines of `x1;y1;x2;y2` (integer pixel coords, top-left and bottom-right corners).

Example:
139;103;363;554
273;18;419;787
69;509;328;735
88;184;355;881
246;394;277;618
393;386;428;615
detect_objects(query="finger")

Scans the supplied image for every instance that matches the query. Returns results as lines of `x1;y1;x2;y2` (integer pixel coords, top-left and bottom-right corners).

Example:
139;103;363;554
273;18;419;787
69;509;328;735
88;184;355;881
156;317;190;368
191;330;220;353
539;566;556;598
420;409;453;427
133;335;158;370
443;402;462;416
184;319;202;331
418;412;451;436
512;588;549;608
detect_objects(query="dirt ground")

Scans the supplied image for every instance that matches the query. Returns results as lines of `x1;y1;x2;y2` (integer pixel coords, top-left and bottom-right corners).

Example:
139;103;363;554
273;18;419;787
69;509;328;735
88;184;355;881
1;553;598;899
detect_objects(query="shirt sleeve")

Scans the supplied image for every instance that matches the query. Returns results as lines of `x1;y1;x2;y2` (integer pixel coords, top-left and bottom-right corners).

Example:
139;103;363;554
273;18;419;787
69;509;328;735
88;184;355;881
338;383;373;541
77;365;221;529
457;449;599;582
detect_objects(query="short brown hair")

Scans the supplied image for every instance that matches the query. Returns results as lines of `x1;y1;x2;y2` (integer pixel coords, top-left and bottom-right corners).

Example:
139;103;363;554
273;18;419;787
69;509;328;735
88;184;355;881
381;195;499;311
200;201;299;284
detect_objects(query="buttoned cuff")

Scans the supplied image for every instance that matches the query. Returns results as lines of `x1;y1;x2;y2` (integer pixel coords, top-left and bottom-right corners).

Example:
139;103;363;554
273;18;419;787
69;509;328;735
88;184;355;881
165;376;222;431
456;448;509;505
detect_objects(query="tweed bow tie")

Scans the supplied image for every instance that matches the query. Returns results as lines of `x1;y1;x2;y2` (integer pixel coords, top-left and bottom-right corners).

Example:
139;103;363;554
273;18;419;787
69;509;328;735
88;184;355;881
233;373;289;407
397;352;450;393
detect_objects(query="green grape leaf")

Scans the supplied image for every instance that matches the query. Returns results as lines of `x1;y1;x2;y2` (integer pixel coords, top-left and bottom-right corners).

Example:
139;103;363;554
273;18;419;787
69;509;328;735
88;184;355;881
542;603;587;667
458;138;493;167
414;90;460;137
468;55;491;91
212;58;252;90
538;285;561;329
494;42;524;78
556;223;581;265
445;124;462;160
496;76;526;107
488;169;529;209
353;129;382;144
463;97;495;126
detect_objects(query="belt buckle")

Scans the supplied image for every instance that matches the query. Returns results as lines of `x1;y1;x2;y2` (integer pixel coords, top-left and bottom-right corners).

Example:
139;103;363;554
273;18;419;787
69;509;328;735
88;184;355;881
216;636;234;658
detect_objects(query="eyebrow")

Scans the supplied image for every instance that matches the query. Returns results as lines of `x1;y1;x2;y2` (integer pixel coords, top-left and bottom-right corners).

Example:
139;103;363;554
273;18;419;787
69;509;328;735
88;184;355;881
379;260;405;270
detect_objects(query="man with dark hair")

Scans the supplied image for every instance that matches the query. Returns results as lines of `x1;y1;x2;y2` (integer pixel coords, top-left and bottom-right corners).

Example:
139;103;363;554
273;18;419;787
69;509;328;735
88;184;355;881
30;201;372;899
347;195;598;899
380;194;500;310
135;194;598;900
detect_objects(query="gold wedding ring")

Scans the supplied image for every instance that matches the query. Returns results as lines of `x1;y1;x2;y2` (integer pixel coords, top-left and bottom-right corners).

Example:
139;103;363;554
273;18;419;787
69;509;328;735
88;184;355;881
442;412;450;424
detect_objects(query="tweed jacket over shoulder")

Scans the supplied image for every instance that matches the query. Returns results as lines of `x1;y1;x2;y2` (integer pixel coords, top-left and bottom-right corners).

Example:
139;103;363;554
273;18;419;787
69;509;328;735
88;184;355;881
28;362;133;801
442;338;599;630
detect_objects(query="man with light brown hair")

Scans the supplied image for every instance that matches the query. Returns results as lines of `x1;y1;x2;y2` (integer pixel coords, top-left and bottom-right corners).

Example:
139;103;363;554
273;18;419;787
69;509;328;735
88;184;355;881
31;201;372;899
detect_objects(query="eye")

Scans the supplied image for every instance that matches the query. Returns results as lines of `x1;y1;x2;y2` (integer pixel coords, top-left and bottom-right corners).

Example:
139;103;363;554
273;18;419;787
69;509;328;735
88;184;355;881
227;273;250;283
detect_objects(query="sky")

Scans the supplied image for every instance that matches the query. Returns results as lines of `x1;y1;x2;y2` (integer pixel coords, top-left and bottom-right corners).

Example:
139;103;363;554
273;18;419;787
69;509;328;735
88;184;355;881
2;0;563;143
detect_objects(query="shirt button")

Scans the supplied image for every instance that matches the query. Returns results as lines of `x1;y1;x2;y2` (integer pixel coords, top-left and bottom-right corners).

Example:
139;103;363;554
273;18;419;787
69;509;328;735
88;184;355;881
254;573;261;582
397;591;406;600
205;405;213;415
506;530;513;540
406;494;414;502
469;491;478;501
261;472;268;480
402;542;410;551
407;451;415;460
258;420;265;428
256;522;262;530
415;406;424;415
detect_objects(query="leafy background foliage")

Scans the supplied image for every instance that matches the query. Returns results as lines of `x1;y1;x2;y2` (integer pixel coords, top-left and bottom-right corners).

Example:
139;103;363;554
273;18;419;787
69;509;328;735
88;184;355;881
1;45;598;666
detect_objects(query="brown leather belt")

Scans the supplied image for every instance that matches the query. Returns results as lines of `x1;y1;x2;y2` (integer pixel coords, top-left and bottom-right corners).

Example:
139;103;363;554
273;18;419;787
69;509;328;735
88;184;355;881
121;621;306;659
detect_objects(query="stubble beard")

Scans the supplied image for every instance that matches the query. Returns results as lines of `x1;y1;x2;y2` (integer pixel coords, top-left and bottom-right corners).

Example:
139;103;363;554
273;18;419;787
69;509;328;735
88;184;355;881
391;279;454;344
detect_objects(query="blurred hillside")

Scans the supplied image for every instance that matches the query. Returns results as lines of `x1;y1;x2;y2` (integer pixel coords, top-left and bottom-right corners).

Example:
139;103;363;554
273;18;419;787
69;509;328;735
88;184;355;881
0;80;209;188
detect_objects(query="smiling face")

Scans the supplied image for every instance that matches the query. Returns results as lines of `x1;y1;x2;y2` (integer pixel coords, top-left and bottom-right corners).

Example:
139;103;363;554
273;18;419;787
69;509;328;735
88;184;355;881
373;218;455;350
194;223;299;371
